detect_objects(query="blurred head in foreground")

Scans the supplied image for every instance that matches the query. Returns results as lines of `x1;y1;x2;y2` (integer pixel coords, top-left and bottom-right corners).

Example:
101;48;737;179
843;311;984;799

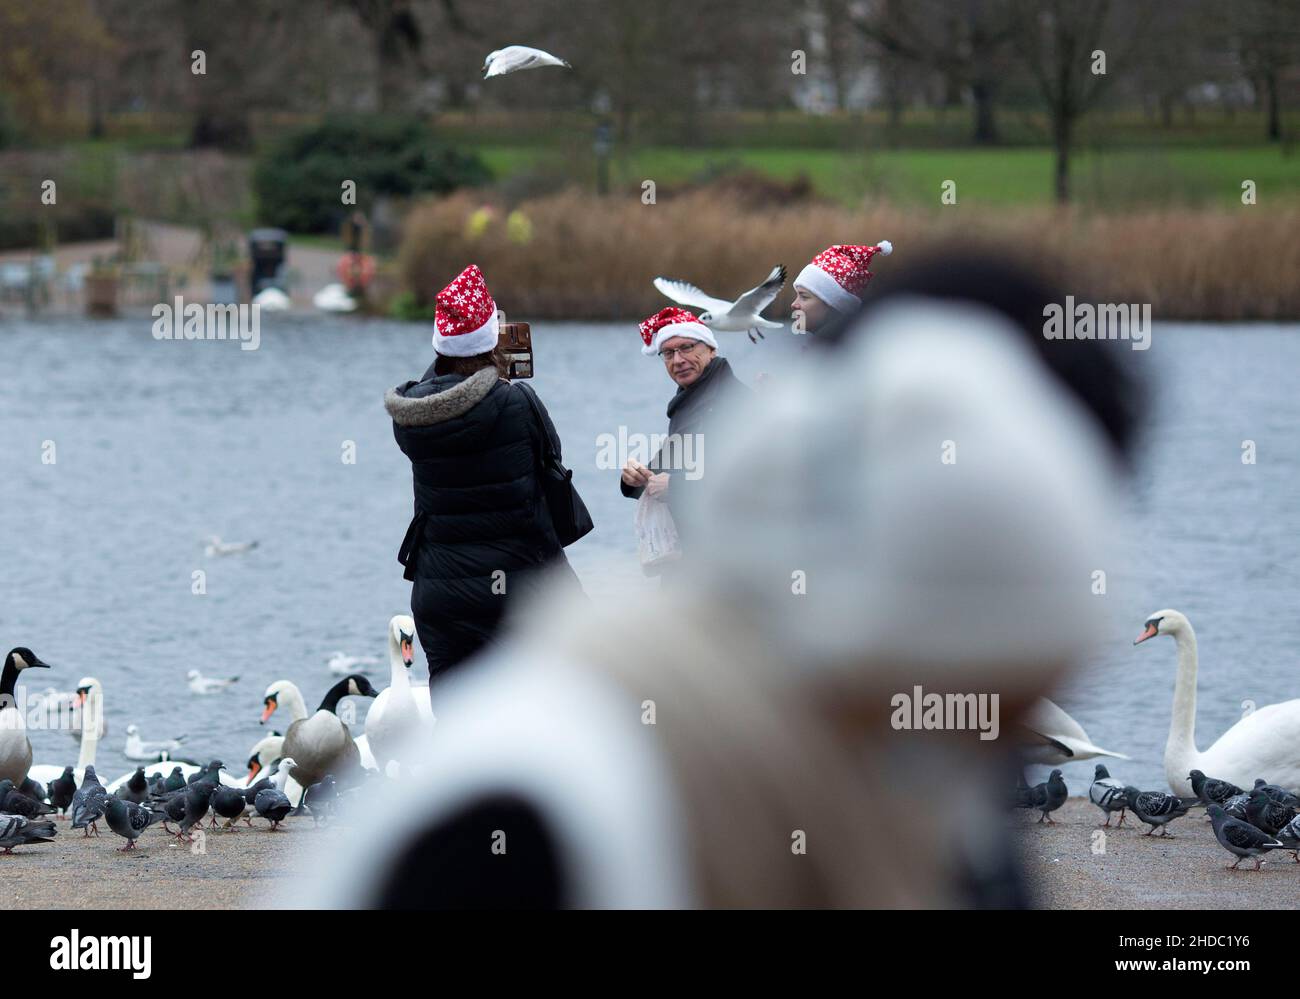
295;256;1137;910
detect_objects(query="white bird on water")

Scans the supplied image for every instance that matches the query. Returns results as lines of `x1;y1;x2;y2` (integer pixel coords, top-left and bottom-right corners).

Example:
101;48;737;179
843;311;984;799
187;669;239;695
325;650;380;676
482;45;571;79
123;724;186;762
205;536;258;557
653;265;787;342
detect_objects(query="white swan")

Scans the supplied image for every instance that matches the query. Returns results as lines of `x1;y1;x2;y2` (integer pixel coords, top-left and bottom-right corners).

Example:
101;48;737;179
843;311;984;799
262;676;377;791
28;676;103;787
1136;609;1300;796
0;648;53;784
1017;697;1129;766
365;615;430;773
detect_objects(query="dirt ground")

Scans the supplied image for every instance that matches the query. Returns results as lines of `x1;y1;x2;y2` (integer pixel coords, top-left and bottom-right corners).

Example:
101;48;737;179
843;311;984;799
1013;797;1300;909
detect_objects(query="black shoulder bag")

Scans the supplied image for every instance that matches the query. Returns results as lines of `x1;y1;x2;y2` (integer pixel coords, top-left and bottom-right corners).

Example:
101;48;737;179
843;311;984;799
515;383;594;547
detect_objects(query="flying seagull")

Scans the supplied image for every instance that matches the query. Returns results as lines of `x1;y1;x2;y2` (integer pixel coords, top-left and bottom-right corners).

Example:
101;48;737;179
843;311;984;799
482;46;571;79
654;265;787;343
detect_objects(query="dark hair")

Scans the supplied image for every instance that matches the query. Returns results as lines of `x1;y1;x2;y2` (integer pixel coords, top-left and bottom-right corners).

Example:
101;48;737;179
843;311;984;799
434;347;508;379
845;249;1144;465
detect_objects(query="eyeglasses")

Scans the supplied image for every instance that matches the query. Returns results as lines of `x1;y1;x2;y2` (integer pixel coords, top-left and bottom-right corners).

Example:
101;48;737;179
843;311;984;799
659;342;702;361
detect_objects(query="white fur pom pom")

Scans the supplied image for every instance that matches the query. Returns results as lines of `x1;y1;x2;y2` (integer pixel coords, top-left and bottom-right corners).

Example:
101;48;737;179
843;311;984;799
876;240;893;256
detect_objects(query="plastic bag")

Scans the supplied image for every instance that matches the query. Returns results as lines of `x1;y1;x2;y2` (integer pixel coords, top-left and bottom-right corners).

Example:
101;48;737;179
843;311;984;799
636;492;682;575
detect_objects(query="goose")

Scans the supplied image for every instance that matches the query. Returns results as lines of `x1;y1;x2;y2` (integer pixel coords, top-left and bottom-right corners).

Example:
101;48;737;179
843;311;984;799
262;675;378;792
365;615;431;773
123;723;186;762
1015;697;1129;766
27;676;103;789
1136;609;1300;797
0;648;52;784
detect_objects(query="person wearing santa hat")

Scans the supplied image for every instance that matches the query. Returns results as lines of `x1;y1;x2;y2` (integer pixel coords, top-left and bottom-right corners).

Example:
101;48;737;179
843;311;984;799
384;264;583;685
791;241;892;338
619;306;750;558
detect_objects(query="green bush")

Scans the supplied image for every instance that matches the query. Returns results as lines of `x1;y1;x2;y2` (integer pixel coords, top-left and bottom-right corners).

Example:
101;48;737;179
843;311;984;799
253;115;492;233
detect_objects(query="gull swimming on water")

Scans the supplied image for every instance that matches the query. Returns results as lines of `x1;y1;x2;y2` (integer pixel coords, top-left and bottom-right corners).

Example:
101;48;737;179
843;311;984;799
187;669;239;695
123;724;187;762
653;265;787;342
482;45;571;79
205;536;258;557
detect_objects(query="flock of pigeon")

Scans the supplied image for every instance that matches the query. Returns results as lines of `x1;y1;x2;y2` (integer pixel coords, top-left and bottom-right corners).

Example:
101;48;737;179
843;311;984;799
1017;765;1300;871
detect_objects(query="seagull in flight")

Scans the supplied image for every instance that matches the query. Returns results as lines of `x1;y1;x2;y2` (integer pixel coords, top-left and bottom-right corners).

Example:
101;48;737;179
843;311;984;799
482;46;571;79
653;265;787;342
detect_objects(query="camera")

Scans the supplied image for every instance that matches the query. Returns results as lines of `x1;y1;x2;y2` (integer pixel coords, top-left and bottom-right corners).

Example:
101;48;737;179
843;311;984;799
498;321;533;379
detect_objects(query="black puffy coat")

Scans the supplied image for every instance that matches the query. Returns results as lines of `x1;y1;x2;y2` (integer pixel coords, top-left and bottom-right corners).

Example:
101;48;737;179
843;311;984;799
386;363;578;678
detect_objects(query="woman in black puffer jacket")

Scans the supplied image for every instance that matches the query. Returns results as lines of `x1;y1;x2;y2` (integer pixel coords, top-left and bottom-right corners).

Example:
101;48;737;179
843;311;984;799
385;265;581;683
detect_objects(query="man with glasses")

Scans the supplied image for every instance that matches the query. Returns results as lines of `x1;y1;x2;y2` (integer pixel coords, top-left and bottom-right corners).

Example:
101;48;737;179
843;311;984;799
620;307;748;554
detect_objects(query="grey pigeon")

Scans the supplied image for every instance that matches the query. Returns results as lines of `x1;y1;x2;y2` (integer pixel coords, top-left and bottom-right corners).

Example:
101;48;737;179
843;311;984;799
116;767;149;804
1273;814;1300;862
1189;770;1243;808
46;766;76;818
0;779;56;819
104;796;165;851
0;812;57;853
188;760;224;787
18;776;47;802
163;766;186;794
1244;788;1295;836
1018;770;1067;824
1089;764;1128;827
1253;779;1300;808
1124;787;1195;837
70;765;108;836
211;785;248;830
254;787;292;830
302;774;338;826
1208;803;1284;870
179;781;217;839
1223;792;1251;820
157;791;189;838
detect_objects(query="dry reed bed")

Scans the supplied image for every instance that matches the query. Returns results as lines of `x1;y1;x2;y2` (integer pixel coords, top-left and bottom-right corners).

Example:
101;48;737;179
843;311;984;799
396;190;1300;321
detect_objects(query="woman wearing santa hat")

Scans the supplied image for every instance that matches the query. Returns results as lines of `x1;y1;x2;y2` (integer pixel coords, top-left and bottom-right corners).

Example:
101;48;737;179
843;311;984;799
791;241;892;339
385;264;582;683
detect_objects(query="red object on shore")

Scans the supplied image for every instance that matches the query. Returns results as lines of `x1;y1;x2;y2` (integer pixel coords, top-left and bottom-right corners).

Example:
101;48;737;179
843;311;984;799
336;253;376;293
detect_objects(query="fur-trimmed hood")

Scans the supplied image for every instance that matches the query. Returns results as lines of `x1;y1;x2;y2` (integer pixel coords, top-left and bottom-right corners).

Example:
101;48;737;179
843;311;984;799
385;366;501;428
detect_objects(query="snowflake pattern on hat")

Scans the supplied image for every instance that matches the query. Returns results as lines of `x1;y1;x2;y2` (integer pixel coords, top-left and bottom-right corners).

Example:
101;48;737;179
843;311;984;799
639;306;700;349
810;243;890;297
436;264;496;339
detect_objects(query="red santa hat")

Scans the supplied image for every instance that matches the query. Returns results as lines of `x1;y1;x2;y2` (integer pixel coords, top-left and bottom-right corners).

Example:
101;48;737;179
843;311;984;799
432;264;499;356
639;306;718;357
794;241;892;313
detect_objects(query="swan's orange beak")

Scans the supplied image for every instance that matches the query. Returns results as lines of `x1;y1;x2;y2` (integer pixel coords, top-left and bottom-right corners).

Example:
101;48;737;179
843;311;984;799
1134;623;1158;645
246;760;261;782
401;639;413;666
260;701;276;723
75;691;86;707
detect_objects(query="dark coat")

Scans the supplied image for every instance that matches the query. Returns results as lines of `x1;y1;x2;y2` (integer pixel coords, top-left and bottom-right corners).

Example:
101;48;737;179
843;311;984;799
620;356;747;547
387;364;576;677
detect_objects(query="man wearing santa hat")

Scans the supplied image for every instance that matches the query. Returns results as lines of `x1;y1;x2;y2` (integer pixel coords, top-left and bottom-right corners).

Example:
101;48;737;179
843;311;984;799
791;241;892;338
619;306;749;558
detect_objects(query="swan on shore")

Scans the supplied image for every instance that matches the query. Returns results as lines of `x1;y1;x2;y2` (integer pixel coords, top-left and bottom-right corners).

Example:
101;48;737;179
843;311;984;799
1016;697;1129;766
365;615;431;773
1136;609;1300;796
28;676;104;788
0;648;53;784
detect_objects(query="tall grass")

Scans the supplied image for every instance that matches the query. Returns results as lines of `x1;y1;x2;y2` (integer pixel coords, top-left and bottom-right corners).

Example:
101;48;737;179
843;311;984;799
396;189;1300;321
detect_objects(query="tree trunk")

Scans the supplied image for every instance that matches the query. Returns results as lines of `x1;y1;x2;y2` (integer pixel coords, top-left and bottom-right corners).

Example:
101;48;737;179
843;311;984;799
971;79;998;144
1053;114;1071;204
1264;69;1280;141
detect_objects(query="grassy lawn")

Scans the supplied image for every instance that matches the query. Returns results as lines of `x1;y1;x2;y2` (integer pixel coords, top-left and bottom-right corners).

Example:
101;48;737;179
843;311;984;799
480;143;1300;208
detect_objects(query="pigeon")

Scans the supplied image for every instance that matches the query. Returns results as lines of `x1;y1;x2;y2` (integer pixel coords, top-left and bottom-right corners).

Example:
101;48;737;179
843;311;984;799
301;775;338;826
254;787;292;830
654;265;787;342
1222;792;1251;820
157;791;189;837
1013;772;1035;809
163;766;186;794
1244;788;1295;836
0;779;55;819
0;813;56;853
1207;803;1284;870
1018;769;1067;824
104;796;164;851
211;785;248;830
1188;769;1243;807
482;45;571;79
187;670;239;695
115;767;149;804
70;765;108;836
242;777;274;807
46;766;76;818
1273;814;1300;862
1089;764;1128;827
188;760;225;786
124;724;186;762
18;776;47;802
179;781;217;839
1253;779;1300;808
1124;787;1195;837
204;536;258;557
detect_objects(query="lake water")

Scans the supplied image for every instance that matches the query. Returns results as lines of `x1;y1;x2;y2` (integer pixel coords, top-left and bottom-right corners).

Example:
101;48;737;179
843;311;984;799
2;313;1298;793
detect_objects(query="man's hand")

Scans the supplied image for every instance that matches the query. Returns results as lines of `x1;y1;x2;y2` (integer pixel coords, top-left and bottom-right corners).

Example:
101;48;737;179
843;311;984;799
621;459;652;489
645;472;670;498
